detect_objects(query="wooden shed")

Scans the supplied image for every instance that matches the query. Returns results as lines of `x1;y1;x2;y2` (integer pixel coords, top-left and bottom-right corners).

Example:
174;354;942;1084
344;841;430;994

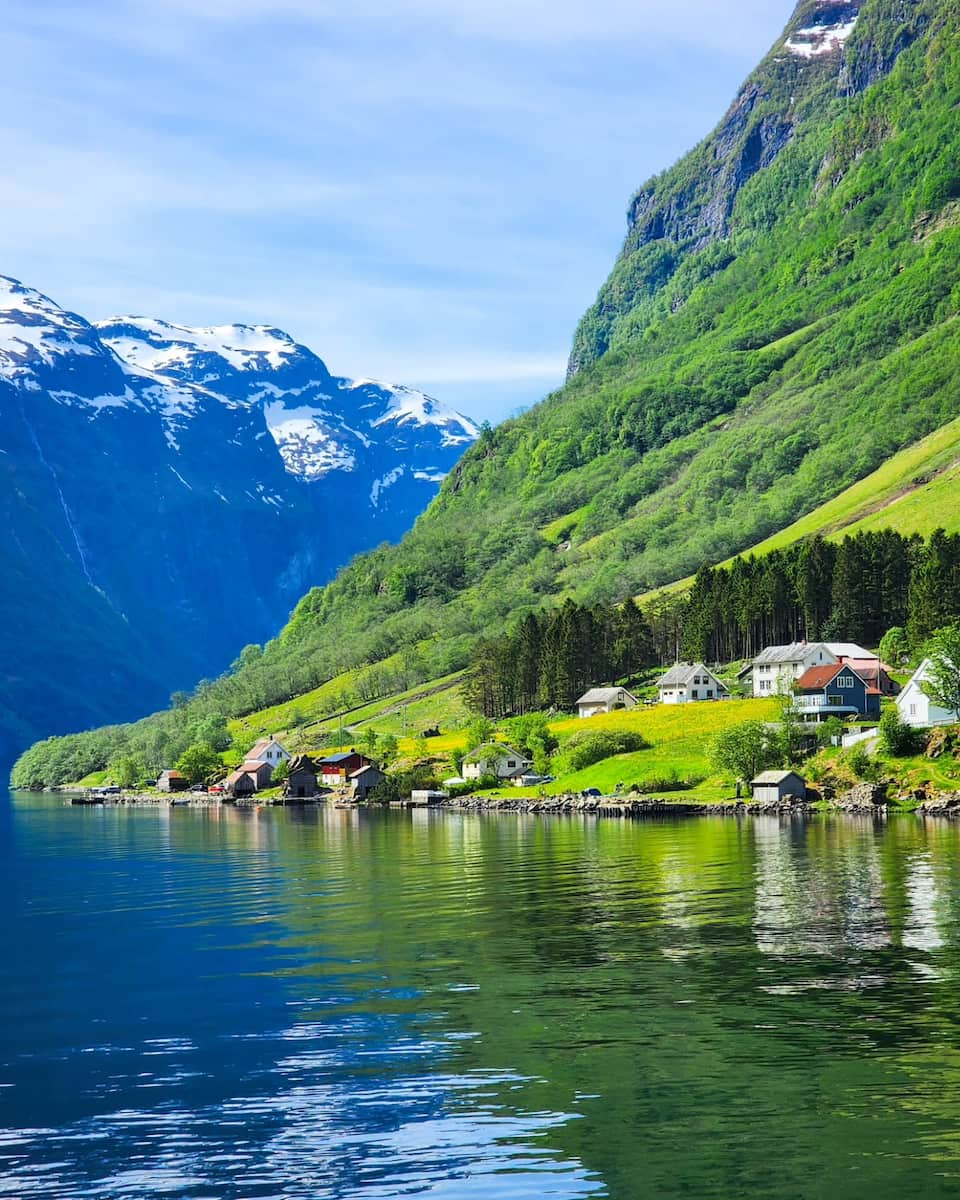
285;755;318;799
348;764;384;800
157;769;189;792
750;770;807;804
224;768;258;799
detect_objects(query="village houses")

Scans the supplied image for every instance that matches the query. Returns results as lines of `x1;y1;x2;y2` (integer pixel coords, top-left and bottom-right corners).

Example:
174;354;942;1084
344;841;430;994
656;663;729;704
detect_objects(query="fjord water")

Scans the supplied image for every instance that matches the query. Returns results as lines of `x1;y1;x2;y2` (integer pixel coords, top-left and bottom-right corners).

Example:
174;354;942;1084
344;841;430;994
3;796;960;1199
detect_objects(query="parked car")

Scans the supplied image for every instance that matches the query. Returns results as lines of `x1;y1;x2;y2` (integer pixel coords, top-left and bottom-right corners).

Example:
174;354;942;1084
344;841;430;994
190;783;207;793
143;779;157;788
208;784;224;794
582;788;602;798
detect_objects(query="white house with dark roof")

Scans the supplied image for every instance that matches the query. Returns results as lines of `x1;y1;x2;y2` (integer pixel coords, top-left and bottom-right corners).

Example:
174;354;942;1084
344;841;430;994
656;663;729;705
740;642;838;697
462;743;531;780
576;687;639;719
897;659;960;727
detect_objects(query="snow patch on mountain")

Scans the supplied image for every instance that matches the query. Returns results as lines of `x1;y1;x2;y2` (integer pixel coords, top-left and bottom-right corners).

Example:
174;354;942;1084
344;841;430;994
99;317;303;377
344;379;479;446
786;15;858;57
0;276;103;381
262;400;357;481
371;466;405;508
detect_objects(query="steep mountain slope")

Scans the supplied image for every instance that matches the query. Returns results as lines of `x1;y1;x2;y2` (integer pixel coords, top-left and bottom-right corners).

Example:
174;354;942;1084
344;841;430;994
0;278;476;760
14;0;960;783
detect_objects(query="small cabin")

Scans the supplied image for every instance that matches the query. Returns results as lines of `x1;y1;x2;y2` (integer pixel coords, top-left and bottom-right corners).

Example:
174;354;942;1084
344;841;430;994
750;770;807;804
576;688;639;719
348;764;384;800
157;769;189;793
223;768;258;798
223;760;274;798
285;755;318;799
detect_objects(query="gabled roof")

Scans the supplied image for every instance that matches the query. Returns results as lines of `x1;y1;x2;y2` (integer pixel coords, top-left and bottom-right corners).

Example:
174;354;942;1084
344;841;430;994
241;759;272;773
349;764;382;779
248;737;286;757
797;663;867;691
825;643;875;660
576;687;638;704
751;642;833;666
462;741;526;762
657;663;726;688
752;770;805;785
319;751;366;764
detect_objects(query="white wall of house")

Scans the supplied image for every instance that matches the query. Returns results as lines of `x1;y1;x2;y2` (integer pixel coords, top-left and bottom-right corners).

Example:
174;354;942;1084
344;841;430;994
751;646;837;697
248;739;291;765
462;752;529;779
659;672;725;705
897;675;958;727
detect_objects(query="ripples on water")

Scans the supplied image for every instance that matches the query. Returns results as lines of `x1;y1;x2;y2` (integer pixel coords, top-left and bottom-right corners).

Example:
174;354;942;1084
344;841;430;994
2;798;960;1198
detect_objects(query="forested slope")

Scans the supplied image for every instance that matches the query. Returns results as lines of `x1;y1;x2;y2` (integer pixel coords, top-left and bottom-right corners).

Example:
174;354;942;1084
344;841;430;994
15;0;960;785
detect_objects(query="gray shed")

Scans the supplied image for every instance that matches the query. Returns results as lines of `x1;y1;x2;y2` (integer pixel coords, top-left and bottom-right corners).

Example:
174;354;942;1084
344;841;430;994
750;770;807;803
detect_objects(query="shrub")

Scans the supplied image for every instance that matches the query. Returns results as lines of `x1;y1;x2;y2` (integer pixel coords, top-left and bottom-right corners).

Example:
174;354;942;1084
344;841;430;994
879;708;918;757
560;730;649;773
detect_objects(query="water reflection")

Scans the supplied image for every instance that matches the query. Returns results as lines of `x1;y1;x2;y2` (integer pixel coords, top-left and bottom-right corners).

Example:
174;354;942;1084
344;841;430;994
5;797;960;1197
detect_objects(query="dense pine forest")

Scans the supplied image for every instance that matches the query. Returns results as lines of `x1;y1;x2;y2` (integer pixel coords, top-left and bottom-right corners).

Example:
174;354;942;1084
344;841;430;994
462;528;960;720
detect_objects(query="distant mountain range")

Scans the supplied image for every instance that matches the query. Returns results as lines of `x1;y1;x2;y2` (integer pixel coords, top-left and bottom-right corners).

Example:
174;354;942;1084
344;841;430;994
0;275;477;759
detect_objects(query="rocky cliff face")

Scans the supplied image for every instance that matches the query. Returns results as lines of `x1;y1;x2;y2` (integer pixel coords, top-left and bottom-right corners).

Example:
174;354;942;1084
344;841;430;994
0;276;477;758
567;0;936;376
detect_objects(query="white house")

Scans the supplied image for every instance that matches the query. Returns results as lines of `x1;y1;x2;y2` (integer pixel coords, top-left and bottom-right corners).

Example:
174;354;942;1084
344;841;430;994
824;642;876;662
656;663;729;704
576;687;639;719
461;743;531;780
897;659;960;727
245;736;291;765
740;642;838;697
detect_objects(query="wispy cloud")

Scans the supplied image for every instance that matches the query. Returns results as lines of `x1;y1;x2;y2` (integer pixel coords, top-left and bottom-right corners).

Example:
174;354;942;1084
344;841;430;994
0;1;792;419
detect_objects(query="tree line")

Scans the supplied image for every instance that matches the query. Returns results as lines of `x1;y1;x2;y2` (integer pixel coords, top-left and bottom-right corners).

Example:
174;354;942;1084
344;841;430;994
681;529;960;663
464;597;657;718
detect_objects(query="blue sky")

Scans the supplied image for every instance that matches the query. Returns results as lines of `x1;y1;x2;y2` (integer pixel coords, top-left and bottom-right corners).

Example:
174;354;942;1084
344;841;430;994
0;1;792;422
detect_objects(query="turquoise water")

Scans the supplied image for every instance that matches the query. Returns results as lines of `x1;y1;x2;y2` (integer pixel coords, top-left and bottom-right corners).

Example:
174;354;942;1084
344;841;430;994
3;794;960;1198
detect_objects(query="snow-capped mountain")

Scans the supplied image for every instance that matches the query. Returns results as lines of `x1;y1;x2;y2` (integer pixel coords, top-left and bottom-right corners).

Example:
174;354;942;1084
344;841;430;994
0;275;478;758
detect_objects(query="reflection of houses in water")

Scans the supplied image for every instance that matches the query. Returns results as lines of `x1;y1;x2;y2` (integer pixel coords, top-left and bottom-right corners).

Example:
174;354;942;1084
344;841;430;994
752;817;891;957
903;857;944;952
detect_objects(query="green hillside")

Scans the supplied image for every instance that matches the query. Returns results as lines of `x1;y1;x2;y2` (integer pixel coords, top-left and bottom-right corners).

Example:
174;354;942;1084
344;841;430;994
14;0;960;788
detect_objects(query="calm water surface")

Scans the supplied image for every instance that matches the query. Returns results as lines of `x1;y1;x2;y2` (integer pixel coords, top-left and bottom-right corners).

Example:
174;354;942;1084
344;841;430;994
3;793;960;1198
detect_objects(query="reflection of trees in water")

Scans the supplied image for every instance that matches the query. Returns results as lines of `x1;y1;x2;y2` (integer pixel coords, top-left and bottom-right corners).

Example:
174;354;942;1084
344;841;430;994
752;816;894;959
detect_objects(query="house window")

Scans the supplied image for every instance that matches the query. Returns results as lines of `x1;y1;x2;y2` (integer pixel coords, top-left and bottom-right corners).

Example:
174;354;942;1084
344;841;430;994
910;704;917;716
707;689;713;698
838;676;854;689
828;696;843;706
508;760;516;768
692;689;699;699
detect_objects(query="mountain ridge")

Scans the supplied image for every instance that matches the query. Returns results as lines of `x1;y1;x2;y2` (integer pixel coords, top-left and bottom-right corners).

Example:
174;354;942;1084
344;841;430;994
0;275;477;760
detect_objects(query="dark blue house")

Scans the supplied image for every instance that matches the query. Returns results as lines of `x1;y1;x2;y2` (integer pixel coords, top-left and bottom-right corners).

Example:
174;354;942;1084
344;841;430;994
794;664;881;721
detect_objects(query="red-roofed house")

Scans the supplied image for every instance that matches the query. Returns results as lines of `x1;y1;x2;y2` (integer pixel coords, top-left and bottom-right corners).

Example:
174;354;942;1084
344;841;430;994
793;663;880;721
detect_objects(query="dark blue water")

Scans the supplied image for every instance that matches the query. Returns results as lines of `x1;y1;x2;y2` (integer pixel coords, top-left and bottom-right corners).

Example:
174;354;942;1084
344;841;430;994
4;794;960;1198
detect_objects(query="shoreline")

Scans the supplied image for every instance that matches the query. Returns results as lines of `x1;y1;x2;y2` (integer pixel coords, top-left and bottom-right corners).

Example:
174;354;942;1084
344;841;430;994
21;784;960;820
